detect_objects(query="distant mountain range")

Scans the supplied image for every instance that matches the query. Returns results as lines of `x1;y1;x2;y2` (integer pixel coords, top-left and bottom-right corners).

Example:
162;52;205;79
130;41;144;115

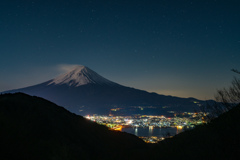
2;65;210;115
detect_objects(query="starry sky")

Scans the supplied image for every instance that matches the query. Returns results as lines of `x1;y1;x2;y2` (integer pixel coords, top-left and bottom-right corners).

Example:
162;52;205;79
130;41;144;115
1;0;240;100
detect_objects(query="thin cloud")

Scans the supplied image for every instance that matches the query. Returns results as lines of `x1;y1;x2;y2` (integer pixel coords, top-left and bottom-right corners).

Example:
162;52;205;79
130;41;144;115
56;64;79;73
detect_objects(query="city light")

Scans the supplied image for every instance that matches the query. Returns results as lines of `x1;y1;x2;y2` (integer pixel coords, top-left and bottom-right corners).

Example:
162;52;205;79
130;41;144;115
85;112;206;143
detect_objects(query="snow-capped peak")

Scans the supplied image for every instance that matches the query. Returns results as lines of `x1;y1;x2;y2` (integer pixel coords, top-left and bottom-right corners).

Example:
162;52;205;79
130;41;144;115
48;65;117;87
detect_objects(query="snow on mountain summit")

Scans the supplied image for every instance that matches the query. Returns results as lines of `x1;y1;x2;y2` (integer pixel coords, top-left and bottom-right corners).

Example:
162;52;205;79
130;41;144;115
48;65;118;87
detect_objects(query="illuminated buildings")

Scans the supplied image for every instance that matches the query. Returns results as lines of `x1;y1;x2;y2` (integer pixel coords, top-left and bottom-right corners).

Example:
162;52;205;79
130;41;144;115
85;112;206;143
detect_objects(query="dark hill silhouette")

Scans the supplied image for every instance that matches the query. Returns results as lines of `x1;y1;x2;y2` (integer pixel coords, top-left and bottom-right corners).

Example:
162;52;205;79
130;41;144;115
139;104;240;159
1;93;239;160
0;93;145;160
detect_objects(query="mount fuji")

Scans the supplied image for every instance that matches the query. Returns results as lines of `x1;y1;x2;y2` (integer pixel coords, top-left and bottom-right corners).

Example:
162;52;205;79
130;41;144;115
48;65;119;87
2;65;207;115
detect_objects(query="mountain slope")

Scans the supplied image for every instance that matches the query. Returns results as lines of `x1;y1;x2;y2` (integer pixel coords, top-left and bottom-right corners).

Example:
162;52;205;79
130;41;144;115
2;65;207;115
48;65;119;87
142;104;240;159
1;93;239;159
0;93;146;160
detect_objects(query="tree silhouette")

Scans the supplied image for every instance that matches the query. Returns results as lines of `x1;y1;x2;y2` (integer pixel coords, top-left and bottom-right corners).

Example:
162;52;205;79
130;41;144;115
202;69;240;121
231;69;240;74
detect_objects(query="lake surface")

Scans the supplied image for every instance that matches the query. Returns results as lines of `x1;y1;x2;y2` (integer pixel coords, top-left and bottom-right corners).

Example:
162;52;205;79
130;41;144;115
122;127;183;137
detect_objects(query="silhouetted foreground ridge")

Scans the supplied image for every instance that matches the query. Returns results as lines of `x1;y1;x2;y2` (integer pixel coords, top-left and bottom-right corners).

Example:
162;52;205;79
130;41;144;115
1;93;240;160
0;93;145;160
150;103;240;159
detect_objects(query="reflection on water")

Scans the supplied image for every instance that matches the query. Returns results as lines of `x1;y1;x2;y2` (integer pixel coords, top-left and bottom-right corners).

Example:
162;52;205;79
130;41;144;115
135;127;138;136
122;127;182;137
149;127;153;136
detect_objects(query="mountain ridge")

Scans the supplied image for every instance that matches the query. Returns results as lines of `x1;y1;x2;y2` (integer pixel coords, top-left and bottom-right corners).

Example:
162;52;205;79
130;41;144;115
0;93;146;160
0;92;239;159
2;65;209;115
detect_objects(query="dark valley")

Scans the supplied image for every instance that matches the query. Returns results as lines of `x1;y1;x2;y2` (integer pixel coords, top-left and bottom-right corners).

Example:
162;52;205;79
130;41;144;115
1;93;240;159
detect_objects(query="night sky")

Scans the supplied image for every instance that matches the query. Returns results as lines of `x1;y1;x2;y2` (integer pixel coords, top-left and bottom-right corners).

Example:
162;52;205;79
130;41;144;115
1;0;240;100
